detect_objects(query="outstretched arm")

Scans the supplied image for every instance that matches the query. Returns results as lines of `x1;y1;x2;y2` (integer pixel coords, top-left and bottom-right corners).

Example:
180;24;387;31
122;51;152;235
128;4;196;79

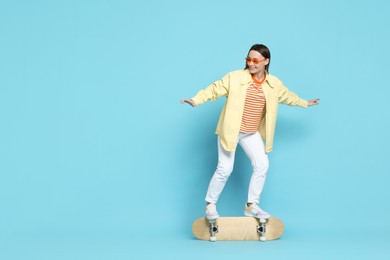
277;80;319;108
180;72;231;108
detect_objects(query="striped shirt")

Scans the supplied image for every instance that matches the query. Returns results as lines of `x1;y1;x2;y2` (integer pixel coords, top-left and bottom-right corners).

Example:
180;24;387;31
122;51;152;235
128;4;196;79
239;76;266;133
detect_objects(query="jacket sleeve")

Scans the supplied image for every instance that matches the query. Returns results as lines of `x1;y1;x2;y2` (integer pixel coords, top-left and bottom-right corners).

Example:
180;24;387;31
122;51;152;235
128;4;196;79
277;80;308;108
191;73;230;106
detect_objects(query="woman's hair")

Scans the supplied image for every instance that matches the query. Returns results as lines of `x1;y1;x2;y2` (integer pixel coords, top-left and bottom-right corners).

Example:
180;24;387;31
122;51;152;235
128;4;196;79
244;44;271;72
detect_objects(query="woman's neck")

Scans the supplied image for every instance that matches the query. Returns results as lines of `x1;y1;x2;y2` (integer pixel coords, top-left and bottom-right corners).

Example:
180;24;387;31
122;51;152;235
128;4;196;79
253;71;266;82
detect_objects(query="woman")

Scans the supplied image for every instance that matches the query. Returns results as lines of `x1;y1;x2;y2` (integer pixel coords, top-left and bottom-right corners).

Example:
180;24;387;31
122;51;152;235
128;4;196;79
181;44;319;220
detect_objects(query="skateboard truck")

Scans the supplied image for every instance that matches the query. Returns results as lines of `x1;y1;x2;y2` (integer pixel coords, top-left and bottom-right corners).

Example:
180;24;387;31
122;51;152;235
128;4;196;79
208;219;218;242
257;218;267;241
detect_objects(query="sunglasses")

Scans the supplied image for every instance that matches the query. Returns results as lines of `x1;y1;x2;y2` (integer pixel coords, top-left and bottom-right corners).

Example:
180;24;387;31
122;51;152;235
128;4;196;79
245;57;266;65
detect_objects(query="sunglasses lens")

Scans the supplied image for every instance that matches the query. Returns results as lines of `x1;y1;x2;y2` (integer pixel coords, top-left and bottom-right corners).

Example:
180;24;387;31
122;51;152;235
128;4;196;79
246;58;261;64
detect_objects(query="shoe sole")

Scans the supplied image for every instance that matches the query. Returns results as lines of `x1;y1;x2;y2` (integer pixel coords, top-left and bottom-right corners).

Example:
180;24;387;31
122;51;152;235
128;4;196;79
244;211;271;219
206;215;219;220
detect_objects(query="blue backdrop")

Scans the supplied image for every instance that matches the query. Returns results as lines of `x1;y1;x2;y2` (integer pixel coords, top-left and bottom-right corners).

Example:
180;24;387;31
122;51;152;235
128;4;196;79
1;0;390;259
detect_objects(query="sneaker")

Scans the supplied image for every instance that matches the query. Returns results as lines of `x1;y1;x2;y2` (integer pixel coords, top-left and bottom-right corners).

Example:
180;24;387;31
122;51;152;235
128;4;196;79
205;203;219;220
244;204;271;219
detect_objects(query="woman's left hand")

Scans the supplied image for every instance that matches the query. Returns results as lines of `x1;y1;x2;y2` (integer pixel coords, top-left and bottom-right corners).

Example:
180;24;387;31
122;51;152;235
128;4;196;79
308;98;320;106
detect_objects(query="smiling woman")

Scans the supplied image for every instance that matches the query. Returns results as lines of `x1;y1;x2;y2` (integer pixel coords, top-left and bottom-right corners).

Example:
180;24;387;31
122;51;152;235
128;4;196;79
245;44;271;81
180;43;319;221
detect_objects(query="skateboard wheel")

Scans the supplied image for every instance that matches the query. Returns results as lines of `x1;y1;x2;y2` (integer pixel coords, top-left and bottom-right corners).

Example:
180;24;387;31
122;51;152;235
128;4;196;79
259;218;266;223
260;236;267;242
210;237;217;242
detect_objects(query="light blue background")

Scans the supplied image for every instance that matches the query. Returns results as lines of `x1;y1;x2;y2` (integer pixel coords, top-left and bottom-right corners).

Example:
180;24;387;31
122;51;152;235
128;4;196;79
1;0;390;259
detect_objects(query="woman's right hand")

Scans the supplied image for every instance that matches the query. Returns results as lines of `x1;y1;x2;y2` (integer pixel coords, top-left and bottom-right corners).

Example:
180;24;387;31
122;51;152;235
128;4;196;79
180;99;196;107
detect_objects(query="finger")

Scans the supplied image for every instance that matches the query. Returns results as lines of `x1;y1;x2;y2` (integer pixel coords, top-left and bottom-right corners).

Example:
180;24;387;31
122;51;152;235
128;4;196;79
181;99;194;106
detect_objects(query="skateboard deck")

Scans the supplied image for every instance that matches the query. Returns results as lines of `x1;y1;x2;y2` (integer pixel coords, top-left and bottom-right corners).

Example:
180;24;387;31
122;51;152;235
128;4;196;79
192;216;284;241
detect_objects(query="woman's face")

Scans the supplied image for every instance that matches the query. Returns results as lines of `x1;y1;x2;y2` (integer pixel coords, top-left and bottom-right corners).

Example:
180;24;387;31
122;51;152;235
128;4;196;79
246;50;269;76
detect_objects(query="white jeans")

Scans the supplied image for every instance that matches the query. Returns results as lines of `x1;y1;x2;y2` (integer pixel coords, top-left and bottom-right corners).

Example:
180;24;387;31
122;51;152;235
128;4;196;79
205;132;269;205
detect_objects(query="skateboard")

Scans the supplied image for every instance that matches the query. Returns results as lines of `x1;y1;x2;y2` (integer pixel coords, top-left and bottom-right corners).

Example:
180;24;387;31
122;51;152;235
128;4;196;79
192;216;284;242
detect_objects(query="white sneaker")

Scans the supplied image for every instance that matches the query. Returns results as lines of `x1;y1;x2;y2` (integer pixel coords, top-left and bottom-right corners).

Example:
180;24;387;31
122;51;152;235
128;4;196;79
205;203;219;220
244;204;271;219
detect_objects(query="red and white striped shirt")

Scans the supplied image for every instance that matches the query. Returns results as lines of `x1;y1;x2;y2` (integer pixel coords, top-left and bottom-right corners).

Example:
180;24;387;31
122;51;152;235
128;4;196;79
240;76;266;133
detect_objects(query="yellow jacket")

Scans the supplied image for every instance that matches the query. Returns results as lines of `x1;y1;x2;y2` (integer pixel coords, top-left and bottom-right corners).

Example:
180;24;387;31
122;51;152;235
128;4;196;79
191;69;308;153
